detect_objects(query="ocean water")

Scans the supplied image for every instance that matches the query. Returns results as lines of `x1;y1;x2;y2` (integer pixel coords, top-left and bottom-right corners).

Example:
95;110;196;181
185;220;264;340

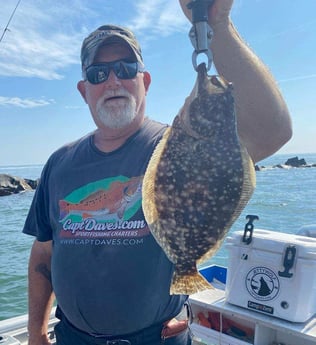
0;154;315;320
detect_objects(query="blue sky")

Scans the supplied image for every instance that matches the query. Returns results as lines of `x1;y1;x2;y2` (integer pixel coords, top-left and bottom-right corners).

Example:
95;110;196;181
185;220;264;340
0;0;315;166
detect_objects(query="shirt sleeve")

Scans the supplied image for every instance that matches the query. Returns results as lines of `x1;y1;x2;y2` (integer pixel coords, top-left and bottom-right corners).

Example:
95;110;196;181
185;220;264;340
22;161;53;242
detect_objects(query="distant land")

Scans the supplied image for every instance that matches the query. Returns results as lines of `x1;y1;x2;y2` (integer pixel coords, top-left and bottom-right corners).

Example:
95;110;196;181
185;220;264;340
255;155;316;171
1;155;315;197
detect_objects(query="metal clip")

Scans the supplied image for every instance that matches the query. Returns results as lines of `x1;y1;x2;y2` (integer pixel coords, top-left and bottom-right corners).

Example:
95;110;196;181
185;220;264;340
278;245;296;278
189;24;213;71
242;215;259;245
187;0;214;71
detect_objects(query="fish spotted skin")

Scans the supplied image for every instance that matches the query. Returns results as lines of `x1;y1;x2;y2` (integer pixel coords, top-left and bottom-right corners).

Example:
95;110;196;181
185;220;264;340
142;63;255;295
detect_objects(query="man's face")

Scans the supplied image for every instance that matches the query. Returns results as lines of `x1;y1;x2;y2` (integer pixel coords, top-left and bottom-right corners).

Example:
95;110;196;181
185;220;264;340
78;42;150;131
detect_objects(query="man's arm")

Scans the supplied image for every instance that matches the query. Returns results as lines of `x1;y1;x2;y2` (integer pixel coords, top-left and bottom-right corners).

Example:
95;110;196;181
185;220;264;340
28;239;55;345
180;0;292;163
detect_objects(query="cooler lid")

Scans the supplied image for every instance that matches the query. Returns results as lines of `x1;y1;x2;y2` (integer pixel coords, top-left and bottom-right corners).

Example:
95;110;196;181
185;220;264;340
226;229;316;260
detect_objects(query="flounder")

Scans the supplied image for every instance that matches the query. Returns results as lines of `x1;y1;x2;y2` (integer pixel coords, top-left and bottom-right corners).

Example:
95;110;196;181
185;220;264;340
142;63;255;295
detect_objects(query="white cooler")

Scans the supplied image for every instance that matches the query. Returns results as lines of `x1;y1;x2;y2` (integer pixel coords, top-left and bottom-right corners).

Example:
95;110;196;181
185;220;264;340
225;228;316;322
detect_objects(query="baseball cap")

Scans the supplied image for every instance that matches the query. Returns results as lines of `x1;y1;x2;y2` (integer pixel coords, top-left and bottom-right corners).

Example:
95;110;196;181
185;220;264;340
81;24;143;70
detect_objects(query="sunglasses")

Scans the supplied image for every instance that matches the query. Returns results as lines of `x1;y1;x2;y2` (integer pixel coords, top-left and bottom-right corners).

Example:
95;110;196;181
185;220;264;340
85;59;145;85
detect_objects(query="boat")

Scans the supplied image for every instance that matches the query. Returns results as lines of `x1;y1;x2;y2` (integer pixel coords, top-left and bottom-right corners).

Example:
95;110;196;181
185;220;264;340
190;265;316;345
0;310;57;345
1;264;316;345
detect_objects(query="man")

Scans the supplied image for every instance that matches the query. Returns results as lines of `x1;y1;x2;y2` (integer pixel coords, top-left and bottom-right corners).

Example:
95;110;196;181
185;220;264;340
23;1;292;344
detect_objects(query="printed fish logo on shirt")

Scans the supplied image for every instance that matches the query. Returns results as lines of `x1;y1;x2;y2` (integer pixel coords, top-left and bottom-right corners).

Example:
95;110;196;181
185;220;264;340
59;176;143;222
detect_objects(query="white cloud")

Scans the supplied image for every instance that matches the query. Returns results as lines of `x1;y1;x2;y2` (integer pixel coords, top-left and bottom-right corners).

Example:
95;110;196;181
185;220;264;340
0;1;90;79
0;96;53;108
128;0;188;37
278;73;316;84
0;0;189;80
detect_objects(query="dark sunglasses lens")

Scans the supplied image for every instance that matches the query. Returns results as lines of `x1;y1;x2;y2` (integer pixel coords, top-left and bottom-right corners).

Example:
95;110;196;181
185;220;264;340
86;65;110;84
86;61;139;84
114;61;138;79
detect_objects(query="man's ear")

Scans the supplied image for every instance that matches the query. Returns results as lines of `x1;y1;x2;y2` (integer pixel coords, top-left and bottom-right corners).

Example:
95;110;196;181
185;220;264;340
77;81;87;103
143;72;151;94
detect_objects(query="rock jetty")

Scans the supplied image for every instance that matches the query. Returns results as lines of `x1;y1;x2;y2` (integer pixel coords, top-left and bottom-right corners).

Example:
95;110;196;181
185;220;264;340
0;174;38;196
255;156;316;171
284;156;307;167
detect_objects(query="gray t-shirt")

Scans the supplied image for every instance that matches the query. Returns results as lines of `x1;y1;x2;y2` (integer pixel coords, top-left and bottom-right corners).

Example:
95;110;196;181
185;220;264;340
23;118;187;335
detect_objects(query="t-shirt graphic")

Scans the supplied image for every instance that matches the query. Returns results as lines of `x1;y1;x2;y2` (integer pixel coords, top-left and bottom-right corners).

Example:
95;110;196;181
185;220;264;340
58;175;150;245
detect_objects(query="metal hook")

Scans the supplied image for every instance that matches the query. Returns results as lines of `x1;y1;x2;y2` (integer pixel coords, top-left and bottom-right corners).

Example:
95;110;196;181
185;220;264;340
187;0;214;71
189;24;213;71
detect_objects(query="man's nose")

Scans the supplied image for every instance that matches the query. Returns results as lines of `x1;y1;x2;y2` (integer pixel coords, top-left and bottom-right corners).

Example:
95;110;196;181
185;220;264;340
105;70;122;88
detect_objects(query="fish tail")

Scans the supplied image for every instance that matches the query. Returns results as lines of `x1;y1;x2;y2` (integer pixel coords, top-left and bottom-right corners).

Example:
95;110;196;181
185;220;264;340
59;200;69;221
170;271;213;295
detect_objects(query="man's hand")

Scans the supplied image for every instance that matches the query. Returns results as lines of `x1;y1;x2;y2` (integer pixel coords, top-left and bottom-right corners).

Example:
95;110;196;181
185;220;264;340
179;0;233;29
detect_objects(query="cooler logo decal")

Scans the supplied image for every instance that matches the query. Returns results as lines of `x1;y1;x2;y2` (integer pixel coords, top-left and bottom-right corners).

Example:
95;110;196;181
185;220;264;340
246;266;280;301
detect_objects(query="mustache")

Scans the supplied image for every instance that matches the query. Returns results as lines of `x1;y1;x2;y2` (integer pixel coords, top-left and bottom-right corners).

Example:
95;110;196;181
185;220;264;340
101;88;132;102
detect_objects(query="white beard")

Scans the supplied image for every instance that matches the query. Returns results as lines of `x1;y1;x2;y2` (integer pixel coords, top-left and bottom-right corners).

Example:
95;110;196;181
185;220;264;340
95;89;137;129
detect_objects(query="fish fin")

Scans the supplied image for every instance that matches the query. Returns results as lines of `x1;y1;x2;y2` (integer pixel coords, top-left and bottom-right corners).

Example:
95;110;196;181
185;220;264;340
142;127;171;224
82;212;92;219
117;204;126;219
59;200;70;221
170;271;213;295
